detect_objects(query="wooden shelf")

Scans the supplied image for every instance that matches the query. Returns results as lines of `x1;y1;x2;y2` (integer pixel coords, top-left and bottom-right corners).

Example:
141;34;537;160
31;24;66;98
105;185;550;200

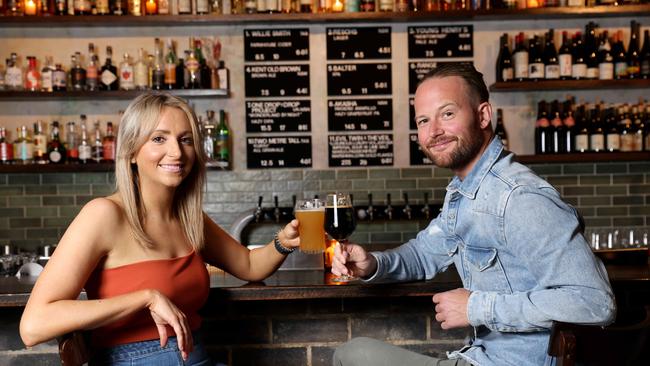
1;5;648;27
0;89;228;101
517;151;650;164
490;79;650;92
0;161;232;173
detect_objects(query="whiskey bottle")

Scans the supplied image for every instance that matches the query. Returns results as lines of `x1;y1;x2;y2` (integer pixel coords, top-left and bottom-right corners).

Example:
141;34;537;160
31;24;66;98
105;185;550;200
52;64;67;91
91;121;103;163
65;121;79;163
164;39;177;90
41;56;55;92
87;43;99;91
102;122;116;162
33;121;48;164
100;46;119;91
47;121;66;164
70;53;87;91
185;50;200;89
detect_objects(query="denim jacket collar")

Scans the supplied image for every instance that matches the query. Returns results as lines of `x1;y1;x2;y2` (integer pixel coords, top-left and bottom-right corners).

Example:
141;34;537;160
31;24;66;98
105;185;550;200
447;137;503;200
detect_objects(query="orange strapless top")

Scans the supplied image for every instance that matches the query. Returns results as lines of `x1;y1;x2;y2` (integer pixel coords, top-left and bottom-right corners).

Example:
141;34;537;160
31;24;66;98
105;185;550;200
84;250;209;349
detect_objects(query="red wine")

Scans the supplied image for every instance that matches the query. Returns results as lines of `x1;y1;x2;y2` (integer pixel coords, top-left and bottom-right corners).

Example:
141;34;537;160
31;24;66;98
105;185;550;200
325;206;356;241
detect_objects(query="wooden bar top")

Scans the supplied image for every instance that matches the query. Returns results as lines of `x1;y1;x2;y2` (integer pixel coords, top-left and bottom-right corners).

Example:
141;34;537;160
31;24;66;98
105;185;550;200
1;260;648;307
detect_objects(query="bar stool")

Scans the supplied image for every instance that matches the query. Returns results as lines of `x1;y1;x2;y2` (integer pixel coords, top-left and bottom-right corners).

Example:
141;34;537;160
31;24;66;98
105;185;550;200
58;331;92;366
547;306;650;366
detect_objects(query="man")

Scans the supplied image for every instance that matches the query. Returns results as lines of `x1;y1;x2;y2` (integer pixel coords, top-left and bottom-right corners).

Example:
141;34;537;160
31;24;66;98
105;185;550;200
331;63;615;366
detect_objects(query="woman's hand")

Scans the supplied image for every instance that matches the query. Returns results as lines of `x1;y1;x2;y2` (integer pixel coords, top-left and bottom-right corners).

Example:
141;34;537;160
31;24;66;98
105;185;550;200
278;219;301;250
147;290;193;361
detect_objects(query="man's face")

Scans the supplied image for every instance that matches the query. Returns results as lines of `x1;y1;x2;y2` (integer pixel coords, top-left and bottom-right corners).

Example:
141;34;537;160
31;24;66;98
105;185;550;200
414;76;487;177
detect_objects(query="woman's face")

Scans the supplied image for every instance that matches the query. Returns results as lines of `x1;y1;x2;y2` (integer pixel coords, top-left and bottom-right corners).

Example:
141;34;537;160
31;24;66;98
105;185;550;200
133;107;196;190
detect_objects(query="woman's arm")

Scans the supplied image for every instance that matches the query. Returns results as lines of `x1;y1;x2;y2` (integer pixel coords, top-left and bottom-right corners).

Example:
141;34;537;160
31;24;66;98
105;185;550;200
201;213;300;282
20;198;194;357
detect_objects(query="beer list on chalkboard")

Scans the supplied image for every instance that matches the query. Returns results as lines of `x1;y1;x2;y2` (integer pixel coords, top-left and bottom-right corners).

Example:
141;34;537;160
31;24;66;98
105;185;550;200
326;26;394;168
407;25;474;166
244;28;312;169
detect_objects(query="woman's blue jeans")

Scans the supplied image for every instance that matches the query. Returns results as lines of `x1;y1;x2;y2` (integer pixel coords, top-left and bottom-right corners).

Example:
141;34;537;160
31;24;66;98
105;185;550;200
89;332;212;366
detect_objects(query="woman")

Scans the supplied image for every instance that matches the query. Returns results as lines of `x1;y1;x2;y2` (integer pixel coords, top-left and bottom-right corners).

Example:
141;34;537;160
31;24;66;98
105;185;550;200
20;93;300;365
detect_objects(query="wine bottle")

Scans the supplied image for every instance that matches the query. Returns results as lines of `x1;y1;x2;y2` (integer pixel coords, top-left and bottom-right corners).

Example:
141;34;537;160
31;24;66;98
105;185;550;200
589;105;605;152
572;32;587;80
613;30;628;80
558;31;573;80
513;32;529;81
528;36;545;81
544;30;560;80
575;104;590;153
597;31;614;80
562;100;576;153
495;109;508;150
627;21;641;79
641;29;650;79
535;101;551;155
550;100;565;153
496;33;514;82
585;22;599;80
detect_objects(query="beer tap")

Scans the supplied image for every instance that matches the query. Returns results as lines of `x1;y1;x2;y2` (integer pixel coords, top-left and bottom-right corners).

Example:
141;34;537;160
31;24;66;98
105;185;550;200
273;196;281;223
422;192;431;220
402;193;412;220
254;196;264;223
366;193;375;221
385;193;393;220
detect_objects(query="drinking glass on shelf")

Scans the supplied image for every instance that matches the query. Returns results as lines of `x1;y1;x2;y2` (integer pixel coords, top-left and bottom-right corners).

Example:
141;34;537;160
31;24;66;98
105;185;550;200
294;198;326;253
324;193;357;282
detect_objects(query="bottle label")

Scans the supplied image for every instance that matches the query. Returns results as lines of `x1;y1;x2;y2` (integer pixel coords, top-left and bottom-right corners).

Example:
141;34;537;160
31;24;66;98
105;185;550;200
103;142;115;160
559;54;572;77
572;64;587;78
1;142;14;161
606;134;620;151
620;134;635;152
197;0;210;12
544;65;560;79
575;134;589;152
18;143;34;161
178;0;191;12
528;62;545;79
79;145;92;160
641;61;650;77
513;52;529;79
134;63;149;88
53;71;67;88
217;68;229;90
87;65;98;80
586;67;599;79
120;65;135;90
164;64;177;84
598;63;614;80
501;67;513;82
627;65;640;76
6;68;22;88
49;150;62;163
96;0;109;13
41;70;53;91
590;134;604;152
26;71;40;90
185;59;199;73
101;69;117;86
34;135;47;155
615;62;627;78
632;133;643;151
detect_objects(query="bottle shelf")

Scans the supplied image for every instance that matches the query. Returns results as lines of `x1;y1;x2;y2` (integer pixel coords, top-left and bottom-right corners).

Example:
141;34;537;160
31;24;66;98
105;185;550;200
0;161;230;173
517;151;650;164
490;79;650;92
1;5;649;27
0;89;229;101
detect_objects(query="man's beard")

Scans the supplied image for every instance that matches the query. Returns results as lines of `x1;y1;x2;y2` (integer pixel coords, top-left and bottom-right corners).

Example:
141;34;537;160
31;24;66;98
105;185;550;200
419;117;485;171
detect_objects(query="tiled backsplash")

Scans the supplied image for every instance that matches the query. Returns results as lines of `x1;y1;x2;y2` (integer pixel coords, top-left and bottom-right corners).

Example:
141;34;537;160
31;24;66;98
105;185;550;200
1;161;648;252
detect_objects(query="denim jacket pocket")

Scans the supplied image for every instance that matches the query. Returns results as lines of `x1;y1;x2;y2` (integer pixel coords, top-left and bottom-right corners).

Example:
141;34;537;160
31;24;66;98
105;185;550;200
465;245;512;294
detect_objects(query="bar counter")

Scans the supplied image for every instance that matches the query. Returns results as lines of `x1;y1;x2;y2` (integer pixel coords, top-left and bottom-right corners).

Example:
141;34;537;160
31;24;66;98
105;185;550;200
1;259;648;307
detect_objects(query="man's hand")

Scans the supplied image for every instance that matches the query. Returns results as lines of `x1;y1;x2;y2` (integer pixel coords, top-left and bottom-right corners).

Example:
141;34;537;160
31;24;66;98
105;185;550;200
331;242;377;279
432;288;471;329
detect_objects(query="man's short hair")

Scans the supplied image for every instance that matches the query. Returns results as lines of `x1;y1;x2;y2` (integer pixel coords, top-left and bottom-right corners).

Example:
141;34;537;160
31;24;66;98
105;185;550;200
418;63;490;105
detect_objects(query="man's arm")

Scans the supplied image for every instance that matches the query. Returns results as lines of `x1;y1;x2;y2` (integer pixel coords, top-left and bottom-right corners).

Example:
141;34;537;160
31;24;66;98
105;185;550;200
467;186;615;332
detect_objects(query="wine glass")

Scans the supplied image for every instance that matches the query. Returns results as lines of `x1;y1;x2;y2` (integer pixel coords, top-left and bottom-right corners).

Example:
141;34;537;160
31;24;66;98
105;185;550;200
324;193;357;282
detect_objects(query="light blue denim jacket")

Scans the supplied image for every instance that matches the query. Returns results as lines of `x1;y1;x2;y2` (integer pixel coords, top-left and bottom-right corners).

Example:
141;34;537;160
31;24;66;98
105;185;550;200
368;137;615;366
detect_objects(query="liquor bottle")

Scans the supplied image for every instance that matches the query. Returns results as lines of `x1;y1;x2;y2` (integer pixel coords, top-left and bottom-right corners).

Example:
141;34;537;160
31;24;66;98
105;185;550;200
96;0;110;14
158;0;170;14
175;56;185;89
33;121;48;164
164;38;177;90
562;100;575;153
627;21;641;79
74;0;92;14
87;53;99;91
641;29;650;79
91;121;103;163
299;0;311;12
14;126;34;164
203;111;215;160
55;0;67;14
572;32;587;80
244;0;256;13
119;53;135;90
613;30;628;80
128;0;142;15
494;109;508;150
0;127;13;164
496;33;514;83
360;0;375;11
78;120;92;164
134;48;149;91
47;121;66;164
185;49;200;89
178;0;191;13
65;121;79;163
5;53;23;91
535;101;551;155
25;56;41;92
513;32;529;81
151;41;165;90
215;109;230;168
195;39;212;89
102;122;116;162
144;0;158;14
544;30;560;80
528;36;545;81
550;101;565;153
558;31;573;80
631;106;644;152
585;23;599;80
589;105;605;152
6;0;24;15
378;0;393;11
112;0;126;14
40;56;55;92
52;63;67;91
196;0;209;13
71;53;87;91
100;46;119;91
217;60;229;91
597;31;614;80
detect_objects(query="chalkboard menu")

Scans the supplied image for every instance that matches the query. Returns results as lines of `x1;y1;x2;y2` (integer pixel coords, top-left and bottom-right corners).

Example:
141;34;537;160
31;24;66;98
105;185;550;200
409;133;432;166
408;25;473;59
326;27;391;60
245;64;310;97
329;134;394;167
247;136;312;169
328;99;392;131
327;63;391;96
409;97;416;130
246;100;311;133
244;29;309;62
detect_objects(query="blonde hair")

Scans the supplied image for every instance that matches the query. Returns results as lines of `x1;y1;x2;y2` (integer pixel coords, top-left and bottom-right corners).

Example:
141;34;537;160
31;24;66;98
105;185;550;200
115;92;206;250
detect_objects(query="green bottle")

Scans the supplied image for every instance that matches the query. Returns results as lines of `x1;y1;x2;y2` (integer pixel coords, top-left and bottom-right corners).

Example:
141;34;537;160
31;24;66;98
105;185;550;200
215;109;230;169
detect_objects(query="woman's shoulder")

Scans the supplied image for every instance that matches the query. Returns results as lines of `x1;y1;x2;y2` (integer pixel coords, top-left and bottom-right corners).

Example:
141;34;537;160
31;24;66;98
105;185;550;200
78;195;127;227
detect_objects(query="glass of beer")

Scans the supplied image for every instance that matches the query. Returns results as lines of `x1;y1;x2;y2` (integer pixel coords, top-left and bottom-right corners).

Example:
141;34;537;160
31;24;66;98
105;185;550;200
294;198;326;253
324;193;357;282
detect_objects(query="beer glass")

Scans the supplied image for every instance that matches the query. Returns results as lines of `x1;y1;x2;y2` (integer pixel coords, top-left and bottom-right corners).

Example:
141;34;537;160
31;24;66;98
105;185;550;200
324;193;357;281
294;198;326;253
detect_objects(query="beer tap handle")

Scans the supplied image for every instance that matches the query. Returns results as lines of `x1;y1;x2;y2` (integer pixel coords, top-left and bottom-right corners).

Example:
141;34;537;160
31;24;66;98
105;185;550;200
422;192;431;220
273;196;281;223
255;196;264;223
385;193;393;220
367;193;374;221
403;192;412;220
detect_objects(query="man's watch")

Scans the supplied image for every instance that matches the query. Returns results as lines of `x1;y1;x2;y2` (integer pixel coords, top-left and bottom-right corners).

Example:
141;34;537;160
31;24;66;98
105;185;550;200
274;231;295;255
